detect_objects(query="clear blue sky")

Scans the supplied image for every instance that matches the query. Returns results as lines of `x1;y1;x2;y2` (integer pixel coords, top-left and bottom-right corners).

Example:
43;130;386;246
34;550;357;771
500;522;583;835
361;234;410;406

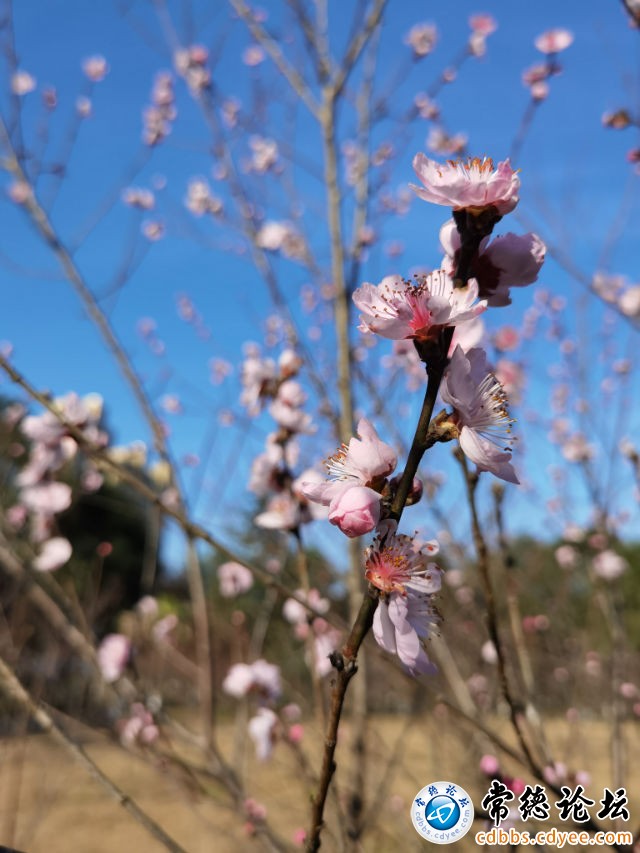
1;1;639;569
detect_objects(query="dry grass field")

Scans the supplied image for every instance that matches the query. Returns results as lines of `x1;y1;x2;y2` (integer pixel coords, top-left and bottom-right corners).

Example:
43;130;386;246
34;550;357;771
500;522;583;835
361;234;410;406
0;712;637;852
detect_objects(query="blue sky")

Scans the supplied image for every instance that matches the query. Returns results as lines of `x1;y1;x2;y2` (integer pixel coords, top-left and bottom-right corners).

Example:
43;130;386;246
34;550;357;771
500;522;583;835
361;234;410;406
1;1;639;569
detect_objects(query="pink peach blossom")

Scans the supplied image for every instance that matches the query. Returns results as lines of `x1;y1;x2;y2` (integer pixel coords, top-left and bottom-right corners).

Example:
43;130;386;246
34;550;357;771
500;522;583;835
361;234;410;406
440;346;518;483
373;589;440;676
534;29;574;55
328;485;381;538
218;561;254;597
411;155;520;215
404;23;438;58
364;533;441;597
353;271;486;341
440;219;545;307
97;634;131;682
33;537;72;572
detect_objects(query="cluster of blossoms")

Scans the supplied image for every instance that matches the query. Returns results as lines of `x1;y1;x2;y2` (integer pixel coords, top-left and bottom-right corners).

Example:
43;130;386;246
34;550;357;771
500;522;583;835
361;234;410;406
241;345;327;532
302;153;544;674
173;44;211;95
255;220;306;262
6;394;107;572
591;272;640;320
554;530;630;583
522;27;573;101
282;588;341;678
143;72;176;146
184;178;223;218
97;595;178;685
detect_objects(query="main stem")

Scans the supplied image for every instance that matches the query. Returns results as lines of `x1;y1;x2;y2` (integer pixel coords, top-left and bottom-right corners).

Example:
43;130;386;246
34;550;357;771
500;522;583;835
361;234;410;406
306;340;451;852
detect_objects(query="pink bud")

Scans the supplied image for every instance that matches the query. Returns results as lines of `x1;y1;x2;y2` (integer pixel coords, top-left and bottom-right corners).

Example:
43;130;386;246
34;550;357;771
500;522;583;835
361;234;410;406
288;723;304;743
328;486;381;538
479;754;500;776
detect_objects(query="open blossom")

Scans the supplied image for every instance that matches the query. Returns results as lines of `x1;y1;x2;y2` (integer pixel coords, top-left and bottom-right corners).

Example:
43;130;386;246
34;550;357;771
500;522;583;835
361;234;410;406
365;533;441;596
353;271;486;341
440;346;518;484
440;219;545;306
373;589;440;676
301;418;396;538
366;533;442;676
218;561;254;597
302;418;396;507
411;155;520;215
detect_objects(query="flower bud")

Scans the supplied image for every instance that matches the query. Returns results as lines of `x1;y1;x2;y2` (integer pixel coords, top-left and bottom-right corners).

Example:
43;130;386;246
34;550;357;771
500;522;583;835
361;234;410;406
328;486;380;538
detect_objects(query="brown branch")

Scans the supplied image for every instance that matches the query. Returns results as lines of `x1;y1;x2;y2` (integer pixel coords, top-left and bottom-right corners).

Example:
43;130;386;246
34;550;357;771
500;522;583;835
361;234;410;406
330;0;387;99
228;0;321;117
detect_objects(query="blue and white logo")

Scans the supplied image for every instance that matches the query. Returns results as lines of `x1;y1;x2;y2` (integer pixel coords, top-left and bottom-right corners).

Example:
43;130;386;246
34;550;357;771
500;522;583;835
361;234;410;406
411;781;474;844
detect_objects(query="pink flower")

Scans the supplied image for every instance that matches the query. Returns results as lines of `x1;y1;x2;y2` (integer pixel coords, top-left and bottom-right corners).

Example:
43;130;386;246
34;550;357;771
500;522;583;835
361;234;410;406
440;219;545;307
534;29;574;55
373;590;439;676
21;482;72;514
328;485;381;538
480;754;500;775
302;418;396;507
469;15;497;36
97;634;131;682
82;56;109;82
404;23;438;58
11;71;36;96
255;493;301;530
33;537;72;572
411;155;520;215
364;533;441;597
218;562;254;597
592;550;628;581
120;703;158;746
555;545;578;569
222;659;281;700
440;346;518;484
493;326;520;352
353;271;486;341
283;588;329;625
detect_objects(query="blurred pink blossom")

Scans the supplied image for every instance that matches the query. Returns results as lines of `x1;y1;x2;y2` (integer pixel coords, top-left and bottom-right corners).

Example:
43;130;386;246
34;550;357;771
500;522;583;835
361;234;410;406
11;71;36;95
592;549;628;581
218;561;254;597
404;22;438;58
33;537;72;572
97;634;131;682
82;55;109;82
534;29;574;55
223;659;281;700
